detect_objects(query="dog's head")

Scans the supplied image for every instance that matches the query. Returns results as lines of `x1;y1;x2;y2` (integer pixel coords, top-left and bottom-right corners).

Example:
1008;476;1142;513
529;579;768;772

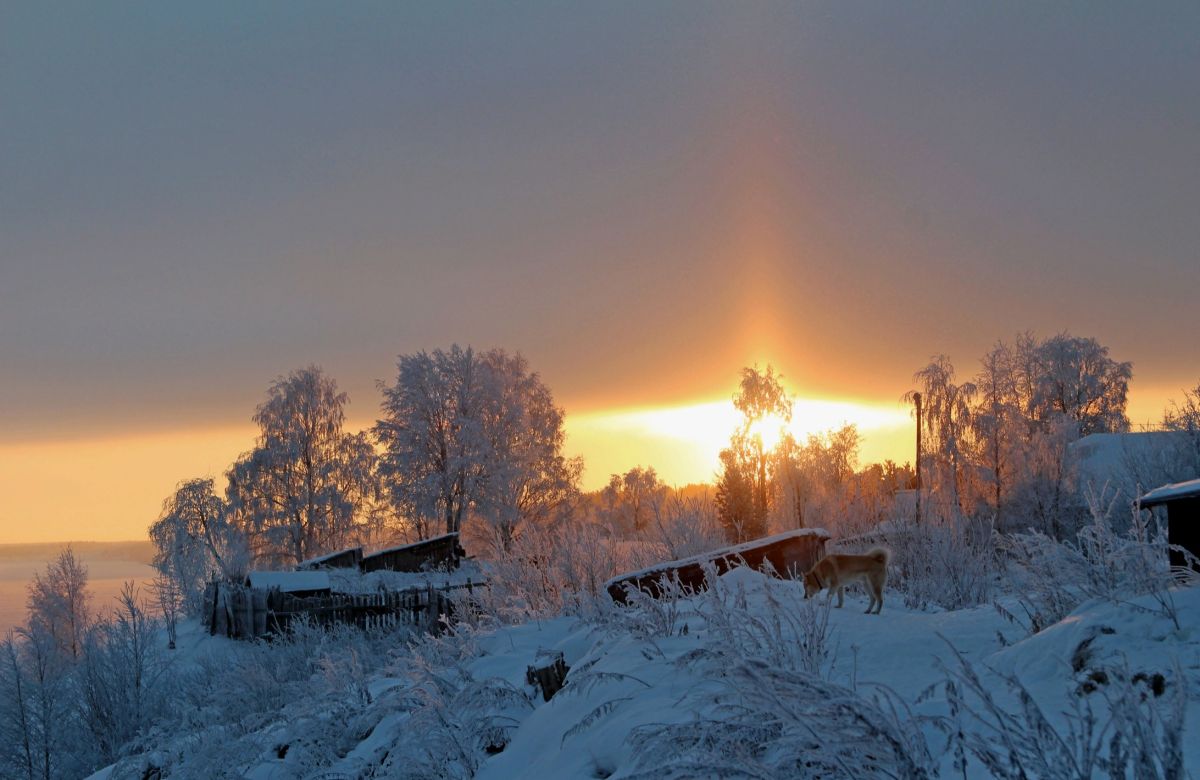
802;570;821;599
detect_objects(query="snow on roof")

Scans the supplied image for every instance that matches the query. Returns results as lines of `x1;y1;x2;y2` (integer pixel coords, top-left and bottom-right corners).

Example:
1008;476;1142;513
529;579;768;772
1069;431;1188;498
297;546;362;569
1138;478;1200;507
604;528;830;587
366;532;460;557
247;570;331;592
325;561;484;594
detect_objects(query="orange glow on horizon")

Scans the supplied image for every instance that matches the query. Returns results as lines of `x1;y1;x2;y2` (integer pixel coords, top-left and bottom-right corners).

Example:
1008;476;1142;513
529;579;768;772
0;386;1175;544
563;396;913;490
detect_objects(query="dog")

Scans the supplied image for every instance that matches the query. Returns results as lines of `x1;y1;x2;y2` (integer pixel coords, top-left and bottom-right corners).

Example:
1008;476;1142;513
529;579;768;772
802;547;890;614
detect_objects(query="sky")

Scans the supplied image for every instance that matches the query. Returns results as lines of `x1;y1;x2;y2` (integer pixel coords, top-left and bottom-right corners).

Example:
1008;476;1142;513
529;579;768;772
2;2;1198;543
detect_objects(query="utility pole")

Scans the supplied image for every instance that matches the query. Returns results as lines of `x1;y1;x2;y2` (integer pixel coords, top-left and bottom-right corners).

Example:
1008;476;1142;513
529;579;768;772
913;391;922;525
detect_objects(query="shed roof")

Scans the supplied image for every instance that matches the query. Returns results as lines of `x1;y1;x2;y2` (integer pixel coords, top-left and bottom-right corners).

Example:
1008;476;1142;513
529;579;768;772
297;546;362;569
1138;478;1200;508
247;570;331;592
604;528;830;588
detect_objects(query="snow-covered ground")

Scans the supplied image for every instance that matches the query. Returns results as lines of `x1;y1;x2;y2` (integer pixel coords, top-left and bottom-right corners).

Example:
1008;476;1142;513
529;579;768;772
91;566;1199;779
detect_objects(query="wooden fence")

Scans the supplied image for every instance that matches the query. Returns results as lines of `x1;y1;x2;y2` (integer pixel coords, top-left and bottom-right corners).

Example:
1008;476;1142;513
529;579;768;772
202;580;485;640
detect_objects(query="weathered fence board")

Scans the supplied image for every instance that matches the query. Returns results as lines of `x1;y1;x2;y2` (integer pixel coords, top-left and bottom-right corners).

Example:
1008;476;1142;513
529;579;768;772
203;579;486;640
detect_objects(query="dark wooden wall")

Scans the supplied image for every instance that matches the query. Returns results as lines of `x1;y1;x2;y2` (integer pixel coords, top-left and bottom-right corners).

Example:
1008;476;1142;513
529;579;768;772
360;534;465;573
1168;498;1200;571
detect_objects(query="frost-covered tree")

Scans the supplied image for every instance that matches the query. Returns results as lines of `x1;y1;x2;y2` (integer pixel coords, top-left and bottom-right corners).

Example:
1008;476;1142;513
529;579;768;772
25;547;91;662
79;583;166;767
1025;333;1132;435
375;346;483;539
472;350;582;548
973;341;1024;523
148;478;246;610
601;466;667;536
956;333;1133;530
770;432;808;530
734;365;791;523
717;366;791;542
1;622;81;780
769;425;873;535
1162;379;1200;478
227;367;377;566
375;345;580;546
716;440;762;543
148;573;183;650
905;355;977;517
0;634;37;780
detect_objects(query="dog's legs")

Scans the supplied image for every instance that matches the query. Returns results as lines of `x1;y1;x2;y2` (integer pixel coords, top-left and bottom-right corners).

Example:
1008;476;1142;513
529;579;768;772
836;586;844;608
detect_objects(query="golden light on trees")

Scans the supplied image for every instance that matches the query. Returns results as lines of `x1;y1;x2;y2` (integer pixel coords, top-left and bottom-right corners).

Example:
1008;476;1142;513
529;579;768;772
564;396;912;489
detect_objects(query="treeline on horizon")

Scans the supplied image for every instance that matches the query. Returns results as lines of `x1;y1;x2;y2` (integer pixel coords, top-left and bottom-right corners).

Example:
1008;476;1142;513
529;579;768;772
0;540;155;565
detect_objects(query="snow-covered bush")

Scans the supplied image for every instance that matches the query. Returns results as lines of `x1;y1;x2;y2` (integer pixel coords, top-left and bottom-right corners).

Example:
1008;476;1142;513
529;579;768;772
627;655;933;779
354;623;534;780
697;564;834;677
101;619;407;779
614;570;697;639
473;514;664;622
575;566;930;778
471;521;588;621
1001;484;1184;633
643;491;727;561
935;644;1185;779
867;518;996;611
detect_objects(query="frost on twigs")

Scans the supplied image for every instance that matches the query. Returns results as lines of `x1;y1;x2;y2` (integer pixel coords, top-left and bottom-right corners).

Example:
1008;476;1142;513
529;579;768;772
1002;482;1184;634
932;639;1186;780
626;655;933;780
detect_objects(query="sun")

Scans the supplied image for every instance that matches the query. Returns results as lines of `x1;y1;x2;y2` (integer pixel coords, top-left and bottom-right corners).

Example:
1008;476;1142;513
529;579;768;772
747;413;789;451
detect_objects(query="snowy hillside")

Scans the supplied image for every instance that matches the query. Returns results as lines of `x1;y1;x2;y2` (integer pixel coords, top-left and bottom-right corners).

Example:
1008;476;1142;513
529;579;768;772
89;565;1197;779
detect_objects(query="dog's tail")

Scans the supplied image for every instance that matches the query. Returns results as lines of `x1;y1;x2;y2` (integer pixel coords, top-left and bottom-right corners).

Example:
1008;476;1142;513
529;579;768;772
865;546;890;565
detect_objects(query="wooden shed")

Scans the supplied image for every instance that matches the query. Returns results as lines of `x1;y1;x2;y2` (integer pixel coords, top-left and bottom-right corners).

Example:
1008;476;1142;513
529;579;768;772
296;546;363;571
605;528;830;604
1138;477;1200;571
360;532;466;573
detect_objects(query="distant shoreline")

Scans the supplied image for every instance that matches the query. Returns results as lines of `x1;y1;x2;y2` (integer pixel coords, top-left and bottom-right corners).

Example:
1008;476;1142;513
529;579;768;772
0;543;160;634
0;540;154;564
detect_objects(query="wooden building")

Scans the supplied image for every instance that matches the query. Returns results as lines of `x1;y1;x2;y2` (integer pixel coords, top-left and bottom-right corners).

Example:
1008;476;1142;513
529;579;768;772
1138;477;1200;571
360;532;466;573
297;546;363;571
605;529;830;604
